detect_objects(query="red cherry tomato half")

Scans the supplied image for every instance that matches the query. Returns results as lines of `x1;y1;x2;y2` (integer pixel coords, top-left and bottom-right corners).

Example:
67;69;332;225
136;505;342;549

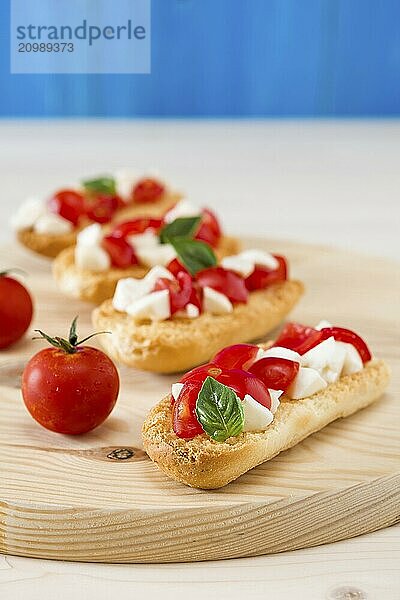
215;369;271;410
132;178;165;204
22;346;119;435
166;260;204;312
212;344;259;371
245;256;287;291
173;380;205;439
249;357;299;392
196;267;249;303
0;274;33;349
85;195;121;224
167;258;190;277
153;271;193;314
273;322;323;355
180;363;270;404
174;364;271;438
188;286;203;313
320;327;372;363
112;218;164;238
179;362;223;385
102;235;138;269
48;189;86;226
194;208;222;248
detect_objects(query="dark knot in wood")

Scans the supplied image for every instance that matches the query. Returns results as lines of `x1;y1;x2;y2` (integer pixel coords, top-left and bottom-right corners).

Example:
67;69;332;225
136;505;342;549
107;448;136;461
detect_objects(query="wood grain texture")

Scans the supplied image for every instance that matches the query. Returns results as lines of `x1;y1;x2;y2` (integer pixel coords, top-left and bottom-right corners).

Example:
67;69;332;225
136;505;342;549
2;525;399;600
0;239;399;563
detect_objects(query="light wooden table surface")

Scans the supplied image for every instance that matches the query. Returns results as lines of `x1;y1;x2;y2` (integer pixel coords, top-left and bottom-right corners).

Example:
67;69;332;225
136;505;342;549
0;120;399;599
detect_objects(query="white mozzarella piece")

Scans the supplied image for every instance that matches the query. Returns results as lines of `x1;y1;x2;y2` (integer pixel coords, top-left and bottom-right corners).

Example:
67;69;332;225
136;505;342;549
11;197;47;230
171;383;184;401
77;223;103;246
75;244;111;272
126;289;171;321
256;346;302;363
136;243;177;267
114;169;137;201
203;286;233;315
242;394;274;432
221;249;279;277
337;341;364;375
175;303;200;319
112;266;174;312
185;303;200;318
164;199;199;223
128;230;159;250
287;367;327;400
113;278;144;311
142;265;175;287
238;249;279;271
220;255;254;278
34;213;73;235
268;389;284;414
315;319;333;331
301;336;346;383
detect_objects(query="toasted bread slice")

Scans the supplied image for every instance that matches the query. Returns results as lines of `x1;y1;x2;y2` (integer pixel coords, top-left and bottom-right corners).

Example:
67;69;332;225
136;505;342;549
17;228;77;259
16;192;180;259
142;360;390;489
53;247;149;303
92;279;304;373
53;235;241;304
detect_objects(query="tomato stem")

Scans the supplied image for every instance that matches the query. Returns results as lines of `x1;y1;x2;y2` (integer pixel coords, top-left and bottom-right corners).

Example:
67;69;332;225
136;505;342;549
0;268;27;278
33;316;110;354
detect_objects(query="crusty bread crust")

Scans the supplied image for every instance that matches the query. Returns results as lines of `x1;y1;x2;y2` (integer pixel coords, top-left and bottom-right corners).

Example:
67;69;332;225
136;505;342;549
16;192;180;259
111;193;180;221
142;360;390;489
53;235;241;304
17;228;77;259
92;280;304;373
53;246;149;303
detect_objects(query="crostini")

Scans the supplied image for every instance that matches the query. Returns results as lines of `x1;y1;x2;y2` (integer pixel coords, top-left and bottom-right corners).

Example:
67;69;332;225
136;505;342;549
12;171;180;258
92;246;304;373
53;203;240;303
142;321;390;488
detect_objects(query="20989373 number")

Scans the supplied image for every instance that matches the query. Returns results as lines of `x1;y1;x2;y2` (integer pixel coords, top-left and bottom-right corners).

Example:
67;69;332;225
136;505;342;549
18;42;74;52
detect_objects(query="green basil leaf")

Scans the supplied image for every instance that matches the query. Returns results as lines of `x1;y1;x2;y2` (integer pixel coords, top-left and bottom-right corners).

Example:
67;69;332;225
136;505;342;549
82;176;116;196
170;238;217;275
195;376;244;442
159;216;201;244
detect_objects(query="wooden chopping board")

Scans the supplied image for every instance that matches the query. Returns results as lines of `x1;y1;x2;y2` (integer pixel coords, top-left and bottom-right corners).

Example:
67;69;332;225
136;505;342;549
0;239;399;563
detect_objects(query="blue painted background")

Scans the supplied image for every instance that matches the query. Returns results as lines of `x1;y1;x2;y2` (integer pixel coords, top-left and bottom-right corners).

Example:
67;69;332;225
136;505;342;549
1;0;400;117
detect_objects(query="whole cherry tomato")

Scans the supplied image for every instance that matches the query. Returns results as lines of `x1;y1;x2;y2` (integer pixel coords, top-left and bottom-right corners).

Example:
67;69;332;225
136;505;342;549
212;344;259;371
22;318;119;435
195;209;222;248
0;271;33;349
273;322;323;355
320;327;372;363
86;195;122;224
102;235;138;268
112;218;164;238
132;178;165;204
48;189;86;226
174;363;271;438
196;266;248;303
153;272;192;314
245;256;287;291
249;357;299;392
